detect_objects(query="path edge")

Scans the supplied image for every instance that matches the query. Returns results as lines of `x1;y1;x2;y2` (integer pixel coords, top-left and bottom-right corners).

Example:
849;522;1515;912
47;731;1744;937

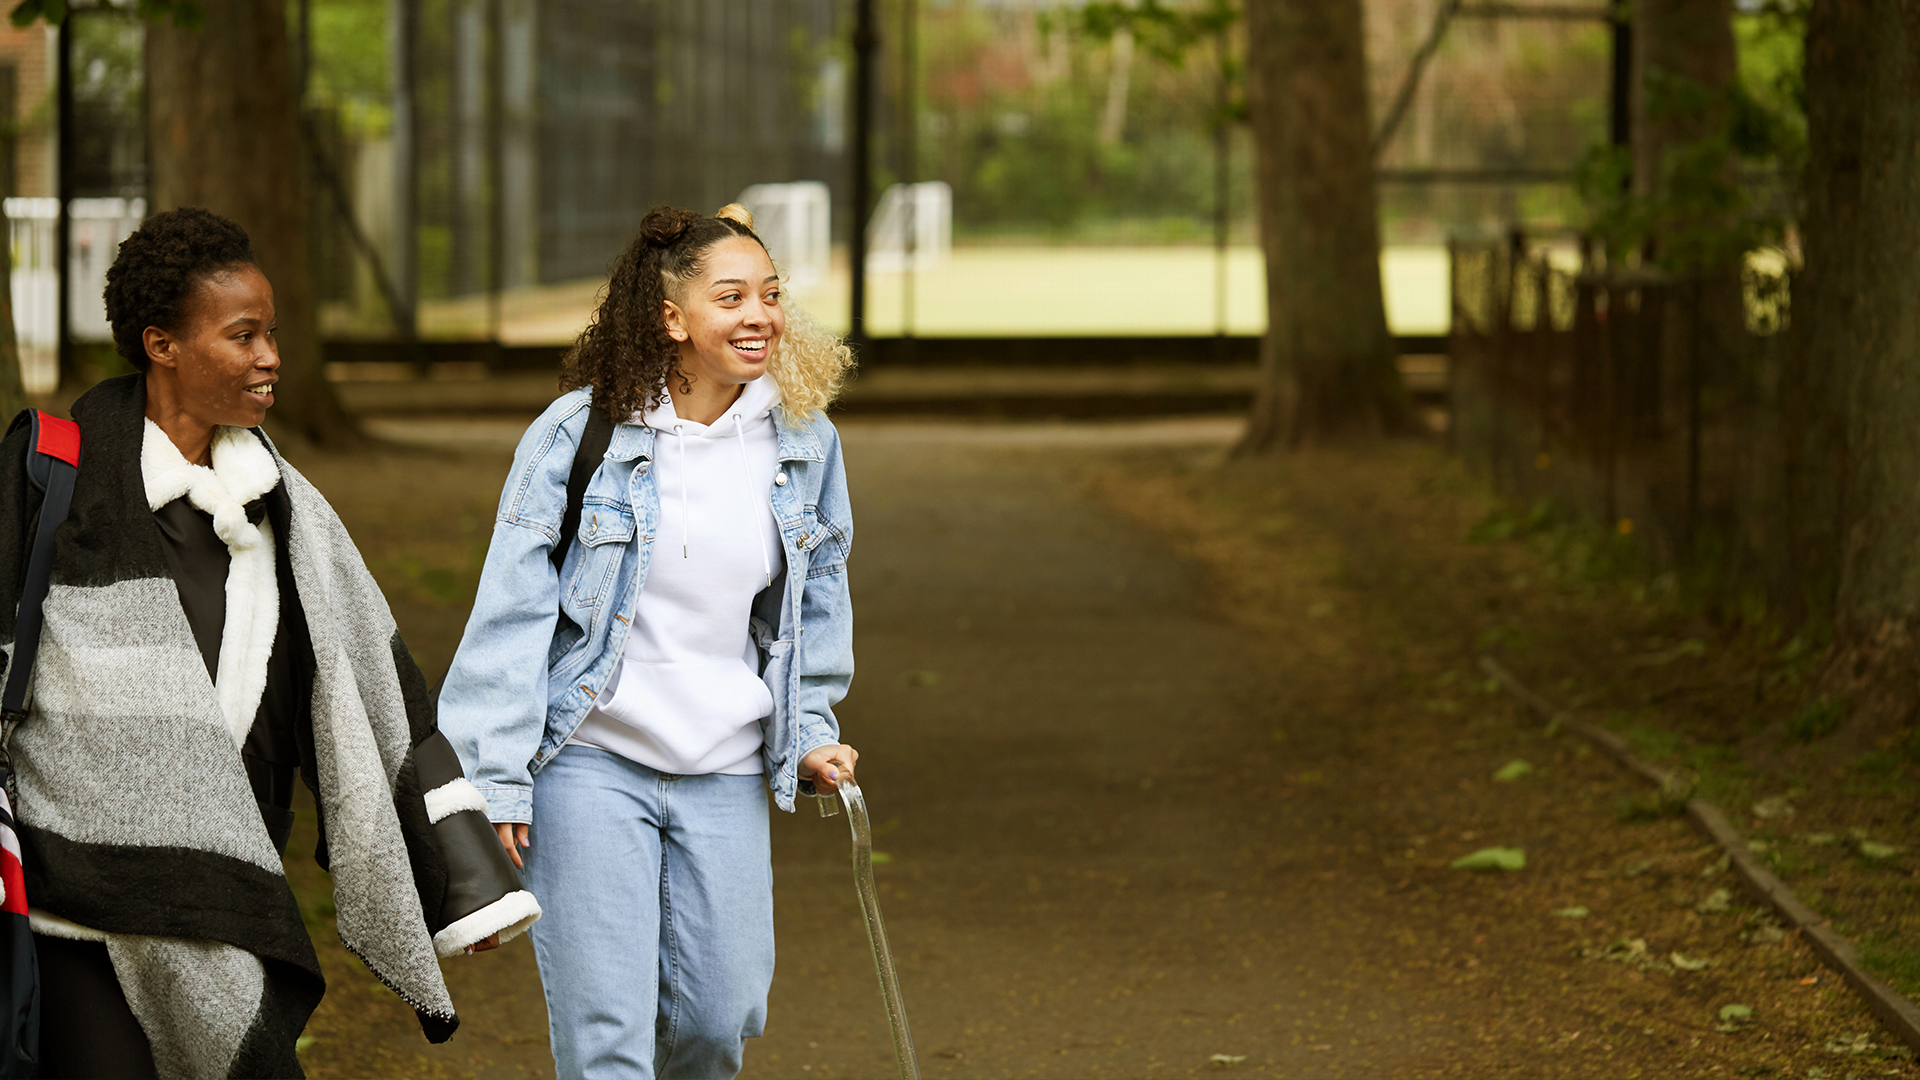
1478;655;1920;1056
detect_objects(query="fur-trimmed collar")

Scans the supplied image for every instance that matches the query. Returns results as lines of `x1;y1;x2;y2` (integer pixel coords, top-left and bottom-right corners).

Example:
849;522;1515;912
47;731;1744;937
140;419;281;747
140;421;279;552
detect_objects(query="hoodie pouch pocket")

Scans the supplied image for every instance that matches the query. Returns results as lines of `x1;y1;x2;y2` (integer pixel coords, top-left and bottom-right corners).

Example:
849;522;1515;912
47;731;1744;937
565;501;635;608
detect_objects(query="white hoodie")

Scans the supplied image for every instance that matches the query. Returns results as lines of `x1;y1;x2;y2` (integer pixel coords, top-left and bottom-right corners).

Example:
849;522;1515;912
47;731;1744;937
567;376;784;775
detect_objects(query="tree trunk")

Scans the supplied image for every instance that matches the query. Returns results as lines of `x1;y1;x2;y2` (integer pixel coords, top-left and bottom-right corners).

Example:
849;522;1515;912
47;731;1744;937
1790;0;1920;718
1630;0;1746;391
146;0;360;447
1237;0;1410;454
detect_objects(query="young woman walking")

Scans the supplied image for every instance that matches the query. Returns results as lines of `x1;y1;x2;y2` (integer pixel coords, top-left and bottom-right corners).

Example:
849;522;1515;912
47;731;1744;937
437;204;859;1078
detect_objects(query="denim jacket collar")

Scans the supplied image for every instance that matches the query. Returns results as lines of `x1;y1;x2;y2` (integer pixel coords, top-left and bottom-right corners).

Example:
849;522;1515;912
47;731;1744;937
604;404;826;465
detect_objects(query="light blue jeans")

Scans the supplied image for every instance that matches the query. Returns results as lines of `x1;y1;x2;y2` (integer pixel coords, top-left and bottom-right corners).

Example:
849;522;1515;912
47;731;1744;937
524;745;775;1079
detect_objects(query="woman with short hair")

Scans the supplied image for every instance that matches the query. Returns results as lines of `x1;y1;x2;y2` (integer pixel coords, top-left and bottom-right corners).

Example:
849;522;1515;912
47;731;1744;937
0;207;537;1078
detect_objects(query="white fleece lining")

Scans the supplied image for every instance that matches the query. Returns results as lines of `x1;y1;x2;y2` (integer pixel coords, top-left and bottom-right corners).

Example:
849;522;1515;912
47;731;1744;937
29;908;109;942
142;422;283;747
422;778;489;824
432;889;542;958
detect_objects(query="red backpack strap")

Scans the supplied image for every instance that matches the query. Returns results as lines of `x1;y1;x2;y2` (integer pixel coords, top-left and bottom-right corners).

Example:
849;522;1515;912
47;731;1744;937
4;409;81;724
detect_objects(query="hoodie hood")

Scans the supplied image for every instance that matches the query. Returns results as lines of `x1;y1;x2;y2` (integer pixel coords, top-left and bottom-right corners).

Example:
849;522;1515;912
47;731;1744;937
641;375;780;435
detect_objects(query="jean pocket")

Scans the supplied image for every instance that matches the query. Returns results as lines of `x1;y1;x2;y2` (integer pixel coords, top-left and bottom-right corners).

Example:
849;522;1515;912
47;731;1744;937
565;501;635;608
799;506;849;578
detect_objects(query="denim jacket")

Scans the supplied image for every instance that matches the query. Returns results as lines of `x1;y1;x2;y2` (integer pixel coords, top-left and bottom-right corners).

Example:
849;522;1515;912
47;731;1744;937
437;388;854;820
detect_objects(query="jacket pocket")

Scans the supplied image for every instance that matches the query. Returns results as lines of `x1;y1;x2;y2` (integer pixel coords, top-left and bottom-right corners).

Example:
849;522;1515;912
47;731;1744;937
565;500;636;608
800;505;849;579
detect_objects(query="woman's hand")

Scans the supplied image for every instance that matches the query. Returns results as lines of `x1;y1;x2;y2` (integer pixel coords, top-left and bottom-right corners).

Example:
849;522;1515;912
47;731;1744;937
800;744;859;794
494;822;530;869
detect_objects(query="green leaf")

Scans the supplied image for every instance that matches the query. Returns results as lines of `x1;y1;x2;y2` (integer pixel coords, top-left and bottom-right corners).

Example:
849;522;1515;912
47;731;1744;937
869;851;893;865
1451;847;1525;871
8;0;45;29
1492;759;1534;782
295;1035;317;1053
1551;906;1589;918
1859;841;1902;860
1718;1003;1753;1021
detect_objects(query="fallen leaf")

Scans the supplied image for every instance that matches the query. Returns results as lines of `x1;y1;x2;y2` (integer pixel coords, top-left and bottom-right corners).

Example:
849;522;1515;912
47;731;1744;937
1208;1053;1248;1066
1493;760;1535;782
1859;840;1903;859
1820;1022;1866;1053
1750;795;1794;820
1719;1004;1753;1021
1696;888;1732;914
1670;952;1712;971
1451;847;1526;871
1552;906;1590;918
870;852;894;865
1701;853;1731;877
1804;832;1837;845
295;1036;317;1054
1824;1033;1874;1055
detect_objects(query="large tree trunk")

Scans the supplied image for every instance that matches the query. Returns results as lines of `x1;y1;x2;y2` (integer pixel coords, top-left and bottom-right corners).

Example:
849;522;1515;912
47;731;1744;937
1237;0;1410;454
1790;0;1920;721
146;0;360;447
1631;0;1745;387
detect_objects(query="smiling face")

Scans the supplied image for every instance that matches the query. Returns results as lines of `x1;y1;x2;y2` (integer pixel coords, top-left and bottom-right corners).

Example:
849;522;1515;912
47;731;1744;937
144;264;280;433
661;235;784;394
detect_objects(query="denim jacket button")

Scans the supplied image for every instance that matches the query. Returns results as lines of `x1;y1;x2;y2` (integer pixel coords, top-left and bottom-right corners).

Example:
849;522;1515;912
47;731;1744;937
774;472;788;486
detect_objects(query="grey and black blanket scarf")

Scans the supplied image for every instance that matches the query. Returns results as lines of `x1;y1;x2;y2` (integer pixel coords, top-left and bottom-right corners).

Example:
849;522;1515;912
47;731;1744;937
0;375;470;1076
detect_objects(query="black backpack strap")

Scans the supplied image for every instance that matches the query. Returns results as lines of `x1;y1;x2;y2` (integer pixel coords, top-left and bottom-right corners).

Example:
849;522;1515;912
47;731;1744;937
550;403;614;573
4;410;80;725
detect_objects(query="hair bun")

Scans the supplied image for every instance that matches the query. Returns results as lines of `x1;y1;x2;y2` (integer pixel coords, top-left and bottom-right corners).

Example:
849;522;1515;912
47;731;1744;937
640;206;700;247
715;203;755;230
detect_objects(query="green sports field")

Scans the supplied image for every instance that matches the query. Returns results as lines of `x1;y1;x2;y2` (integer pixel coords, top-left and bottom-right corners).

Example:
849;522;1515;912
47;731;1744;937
411;244;1452;344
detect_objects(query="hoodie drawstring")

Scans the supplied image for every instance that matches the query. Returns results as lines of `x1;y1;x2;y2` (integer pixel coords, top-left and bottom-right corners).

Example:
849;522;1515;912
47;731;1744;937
675;422;690;558
734;412;774;587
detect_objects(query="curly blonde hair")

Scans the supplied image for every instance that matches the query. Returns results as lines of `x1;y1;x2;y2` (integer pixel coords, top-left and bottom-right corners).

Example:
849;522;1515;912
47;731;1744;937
766;299;854;422
560;204;854;427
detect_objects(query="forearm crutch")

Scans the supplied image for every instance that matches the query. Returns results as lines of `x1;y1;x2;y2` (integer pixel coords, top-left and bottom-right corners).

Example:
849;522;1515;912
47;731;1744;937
819;779;920;1080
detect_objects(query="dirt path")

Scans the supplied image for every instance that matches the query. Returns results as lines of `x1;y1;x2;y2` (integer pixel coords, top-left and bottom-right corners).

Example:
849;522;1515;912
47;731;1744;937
288;419;1911;1079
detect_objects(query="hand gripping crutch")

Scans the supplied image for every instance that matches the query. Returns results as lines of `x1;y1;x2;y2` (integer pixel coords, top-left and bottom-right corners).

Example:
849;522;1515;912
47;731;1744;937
819;779;920;1080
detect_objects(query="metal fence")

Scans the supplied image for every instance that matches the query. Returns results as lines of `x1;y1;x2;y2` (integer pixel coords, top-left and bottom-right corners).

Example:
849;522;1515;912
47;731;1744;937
1449;232;1790;579
7;196;145;393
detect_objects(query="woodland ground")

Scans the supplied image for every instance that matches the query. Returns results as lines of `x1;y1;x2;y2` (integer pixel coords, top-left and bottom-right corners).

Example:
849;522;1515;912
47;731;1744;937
277;415;1918;1079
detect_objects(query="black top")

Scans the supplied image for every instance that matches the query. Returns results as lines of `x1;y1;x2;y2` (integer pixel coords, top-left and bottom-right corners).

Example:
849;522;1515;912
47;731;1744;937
151;494;306;854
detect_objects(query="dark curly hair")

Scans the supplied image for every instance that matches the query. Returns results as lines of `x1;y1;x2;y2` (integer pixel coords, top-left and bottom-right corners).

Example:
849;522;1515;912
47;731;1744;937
102;208;257;371
559;205;767;421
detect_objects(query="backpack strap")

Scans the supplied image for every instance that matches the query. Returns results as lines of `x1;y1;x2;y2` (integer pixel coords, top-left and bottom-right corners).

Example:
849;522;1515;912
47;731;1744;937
550;403;614;574
3;410;80;725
